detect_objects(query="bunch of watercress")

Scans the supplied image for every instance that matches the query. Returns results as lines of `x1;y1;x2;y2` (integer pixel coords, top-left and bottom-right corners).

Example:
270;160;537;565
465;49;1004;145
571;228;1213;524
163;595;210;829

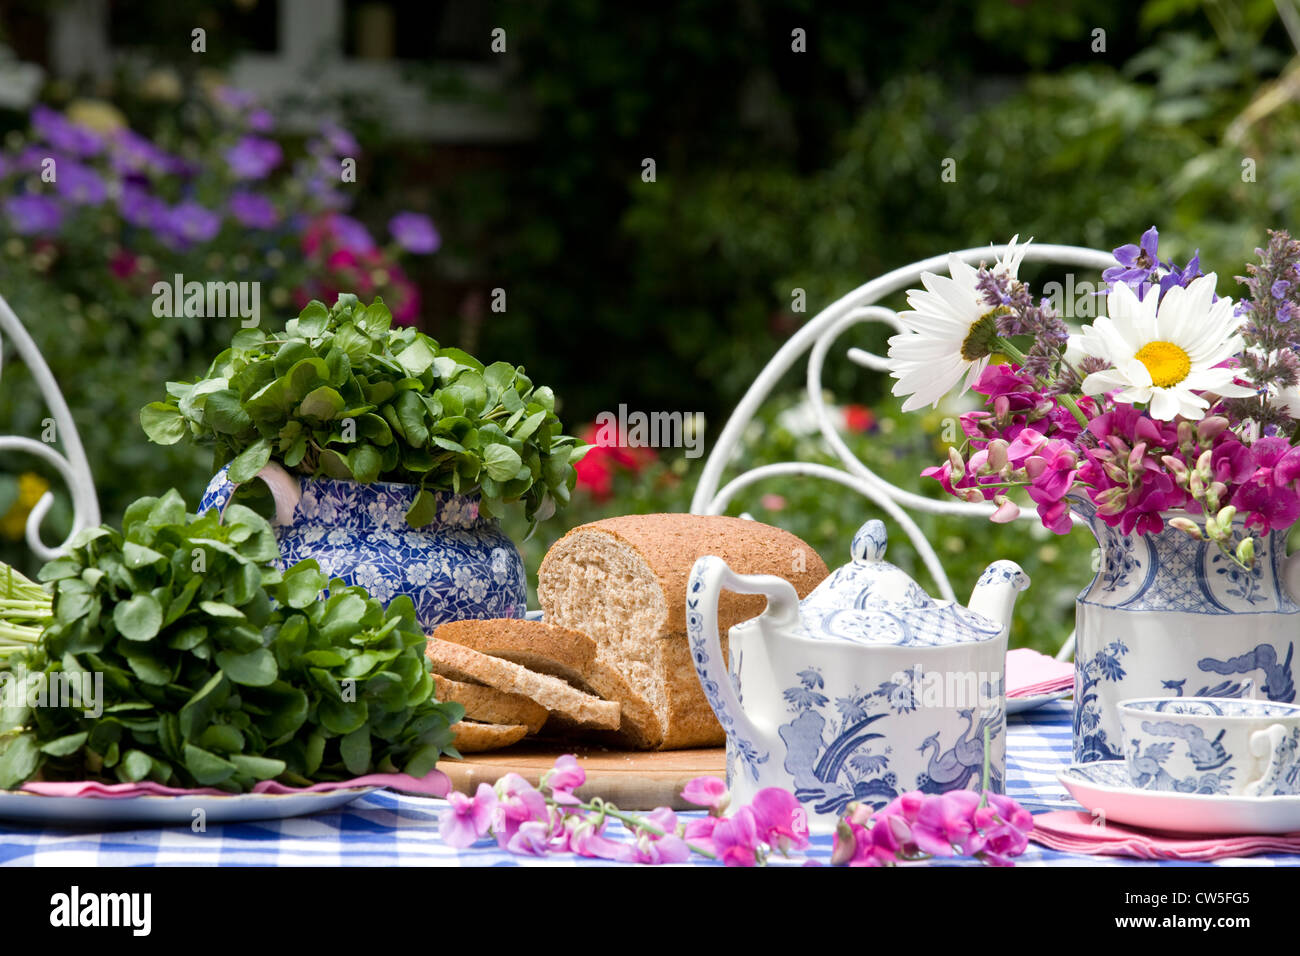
0;490;463;791
140;294;585;527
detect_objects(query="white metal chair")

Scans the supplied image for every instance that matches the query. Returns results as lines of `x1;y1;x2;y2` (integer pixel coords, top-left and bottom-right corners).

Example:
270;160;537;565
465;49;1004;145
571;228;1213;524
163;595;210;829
689;243;1116;661
0;293;101;561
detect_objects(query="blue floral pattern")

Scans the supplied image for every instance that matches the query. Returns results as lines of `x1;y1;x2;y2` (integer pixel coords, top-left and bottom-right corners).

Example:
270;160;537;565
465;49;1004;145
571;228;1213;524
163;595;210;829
685;572;769;782
775;665;1003;815
199;467;526;632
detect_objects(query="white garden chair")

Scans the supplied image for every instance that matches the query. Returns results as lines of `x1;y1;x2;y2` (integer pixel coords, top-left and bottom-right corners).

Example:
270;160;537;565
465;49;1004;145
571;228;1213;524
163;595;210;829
689;243;1117;661
0;293;101;561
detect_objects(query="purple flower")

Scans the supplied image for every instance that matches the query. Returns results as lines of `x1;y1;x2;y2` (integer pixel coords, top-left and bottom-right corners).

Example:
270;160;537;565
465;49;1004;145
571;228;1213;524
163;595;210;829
541;754;585;805
1157;251;1208;300
247;108;274;133
30;105;102;157
166;200;222;244
437;783;497;848
224;135;282;180
55;162;107;205
388;211;440;254
329;213;375;252
228;190;279;229
4;195;62;235
213;86;258;111
1103;226;1161;297
320;122;359;156
1273;279;1292;300
108;128;178;176
118;183;169;229
680;776;729;812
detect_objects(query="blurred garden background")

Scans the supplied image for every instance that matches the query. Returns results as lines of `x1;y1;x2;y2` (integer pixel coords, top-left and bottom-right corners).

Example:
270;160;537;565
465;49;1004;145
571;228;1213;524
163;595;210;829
1;0;1298;652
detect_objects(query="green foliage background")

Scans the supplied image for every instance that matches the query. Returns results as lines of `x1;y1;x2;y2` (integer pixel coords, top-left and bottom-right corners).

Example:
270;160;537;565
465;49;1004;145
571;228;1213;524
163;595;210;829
3;0;1298;652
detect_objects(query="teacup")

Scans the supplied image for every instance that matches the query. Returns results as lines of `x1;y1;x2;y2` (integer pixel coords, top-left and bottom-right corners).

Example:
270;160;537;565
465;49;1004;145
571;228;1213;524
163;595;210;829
1118;697;1300;797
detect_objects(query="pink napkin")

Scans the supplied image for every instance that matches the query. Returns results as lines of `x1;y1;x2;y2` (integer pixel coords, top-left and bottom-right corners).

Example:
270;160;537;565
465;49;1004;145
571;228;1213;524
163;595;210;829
1006;647;1074;699
1030;810;1300;860
20;769;449;800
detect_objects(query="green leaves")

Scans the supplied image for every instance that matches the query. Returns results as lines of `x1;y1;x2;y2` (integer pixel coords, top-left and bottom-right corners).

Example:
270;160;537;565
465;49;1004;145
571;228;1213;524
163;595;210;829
113;594;162;641
3;489;460;793
139;295;585;527
483;444;524;482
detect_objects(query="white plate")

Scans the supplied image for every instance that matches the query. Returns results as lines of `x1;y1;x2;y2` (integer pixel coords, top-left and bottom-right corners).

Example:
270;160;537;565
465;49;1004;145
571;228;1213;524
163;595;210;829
0;786;376;826
1006;690;1071;714
1058;761;1300;835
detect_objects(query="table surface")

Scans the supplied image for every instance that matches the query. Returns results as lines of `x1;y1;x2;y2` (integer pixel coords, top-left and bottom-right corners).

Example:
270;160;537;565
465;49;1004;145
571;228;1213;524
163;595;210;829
1;700;1296;866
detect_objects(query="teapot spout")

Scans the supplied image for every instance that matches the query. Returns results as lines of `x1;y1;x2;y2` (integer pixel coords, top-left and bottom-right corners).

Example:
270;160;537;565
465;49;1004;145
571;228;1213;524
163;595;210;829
968;561;1031;634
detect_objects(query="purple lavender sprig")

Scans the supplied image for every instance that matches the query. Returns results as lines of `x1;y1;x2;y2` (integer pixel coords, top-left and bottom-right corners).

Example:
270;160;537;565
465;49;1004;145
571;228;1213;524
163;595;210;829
975;267;1069;382
1221;230;1300;432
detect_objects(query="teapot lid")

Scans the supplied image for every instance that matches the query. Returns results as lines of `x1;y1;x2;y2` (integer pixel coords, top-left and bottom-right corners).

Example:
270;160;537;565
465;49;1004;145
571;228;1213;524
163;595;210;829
797;520;1004;646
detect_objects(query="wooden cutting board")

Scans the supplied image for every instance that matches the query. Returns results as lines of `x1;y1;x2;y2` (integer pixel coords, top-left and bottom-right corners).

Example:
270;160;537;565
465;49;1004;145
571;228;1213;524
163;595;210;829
440;741;726;810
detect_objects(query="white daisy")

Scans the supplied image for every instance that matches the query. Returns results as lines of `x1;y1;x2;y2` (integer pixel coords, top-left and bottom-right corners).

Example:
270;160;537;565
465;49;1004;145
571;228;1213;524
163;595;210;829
887;236;1031;411
1077;274;1255;421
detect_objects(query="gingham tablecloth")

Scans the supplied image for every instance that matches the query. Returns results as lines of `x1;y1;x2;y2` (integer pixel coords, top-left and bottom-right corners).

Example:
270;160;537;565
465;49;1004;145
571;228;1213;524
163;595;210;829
1;701;1297;866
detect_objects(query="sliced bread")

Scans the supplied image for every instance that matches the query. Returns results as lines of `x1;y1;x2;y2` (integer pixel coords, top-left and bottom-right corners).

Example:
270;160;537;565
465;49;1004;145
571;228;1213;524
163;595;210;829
433;673;549;734
426;637;621;731
538;513;828;749
451;721;529;753
434;618;659;749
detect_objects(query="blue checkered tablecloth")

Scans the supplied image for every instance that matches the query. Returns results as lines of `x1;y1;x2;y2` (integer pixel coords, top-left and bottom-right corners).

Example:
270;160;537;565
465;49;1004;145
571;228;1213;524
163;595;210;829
1;700;1297;866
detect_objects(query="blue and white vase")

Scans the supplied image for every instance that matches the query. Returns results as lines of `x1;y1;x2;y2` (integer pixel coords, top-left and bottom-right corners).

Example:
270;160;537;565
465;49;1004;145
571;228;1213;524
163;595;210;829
1073;498;1300;763
199;462;526;632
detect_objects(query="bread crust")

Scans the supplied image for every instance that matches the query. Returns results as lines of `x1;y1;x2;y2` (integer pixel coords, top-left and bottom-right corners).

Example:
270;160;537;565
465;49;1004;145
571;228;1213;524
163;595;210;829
435;618;659;748
539;514;828;749
426;637;621;730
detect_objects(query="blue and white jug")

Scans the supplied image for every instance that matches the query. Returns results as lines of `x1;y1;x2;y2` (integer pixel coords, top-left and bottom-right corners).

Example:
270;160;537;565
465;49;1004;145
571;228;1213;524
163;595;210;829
687;520;1029;831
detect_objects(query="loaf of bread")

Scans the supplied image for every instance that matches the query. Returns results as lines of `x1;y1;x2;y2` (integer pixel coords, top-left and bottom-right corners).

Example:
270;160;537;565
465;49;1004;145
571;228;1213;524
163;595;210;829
538;514;828;749
435;618;659;748
433;674;549;734
426;637;621;730
451;721;530;753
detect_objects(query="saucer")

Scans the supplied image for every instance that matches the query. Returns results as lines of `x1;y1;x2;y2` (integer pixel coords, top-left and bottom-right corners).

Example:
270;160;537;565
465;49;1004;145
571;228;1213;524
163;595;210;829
1058;760;1300;835
1006;690;1070;715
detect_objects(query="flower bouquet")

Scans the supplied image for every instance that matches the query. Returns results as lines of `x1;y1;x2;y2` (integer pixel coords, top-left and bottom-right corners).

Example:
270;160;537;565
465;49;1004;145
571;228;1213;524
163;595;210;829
887;228;1300;569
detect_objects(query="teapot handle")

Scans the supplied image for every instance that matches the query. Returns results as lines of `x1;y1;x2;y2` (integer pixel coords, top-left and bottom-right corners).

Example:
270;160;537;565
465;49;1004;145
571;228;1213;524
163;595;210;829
687;556;800;763
200;461;301;527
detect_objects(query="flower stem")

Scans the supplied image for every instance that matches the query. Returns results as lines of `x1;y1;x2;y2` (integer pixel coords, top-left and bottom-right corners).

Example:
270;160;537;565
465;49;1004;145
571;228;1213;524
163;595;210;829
995;338;1090;429
572;796;718;860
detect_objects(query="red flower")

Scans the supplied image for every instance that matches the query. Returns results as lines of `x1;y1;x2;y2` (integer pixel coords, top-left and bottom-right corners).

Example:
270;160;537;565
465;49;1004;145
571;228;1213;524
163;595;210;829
573;422;657;501
844;404;876;434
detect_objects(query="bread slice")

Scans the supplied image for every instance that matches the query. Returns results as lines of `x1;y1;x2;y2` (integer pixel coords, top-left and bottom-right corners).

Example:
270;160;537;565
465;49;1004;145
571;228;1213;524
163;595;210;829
451;721;529;753
426;637;621;730
435;618;659;749
433;674;549;735
538;514;828;749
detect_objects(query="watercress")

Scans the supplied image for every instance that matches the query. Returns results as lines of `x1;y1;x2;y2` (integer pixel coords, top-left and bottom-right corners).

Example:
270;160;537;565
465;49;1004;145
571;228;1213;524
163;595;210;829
140;294;585;527
0;490;463;792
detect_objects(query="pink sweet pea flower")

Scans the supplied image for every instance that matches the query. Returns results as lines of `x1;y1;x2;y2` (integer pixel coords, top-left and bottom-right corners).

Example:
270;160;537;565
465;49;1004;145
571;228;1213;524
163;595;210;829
682;814;720;852
749;788;810;853
493;773;549;847
437;783;497;848
543;754;586;805
710;807;762;866
506;819;553;856
618;810;693;865
973;793;1035;865
562;815;623;859
912;790;985;857
681;776;730;814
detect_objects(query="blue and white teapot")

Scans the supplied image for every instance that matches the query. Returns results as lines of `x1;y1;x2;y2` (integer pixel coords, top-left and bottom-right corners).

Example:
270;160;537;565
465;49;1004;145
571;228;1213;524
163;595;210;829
686;519;1030;831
